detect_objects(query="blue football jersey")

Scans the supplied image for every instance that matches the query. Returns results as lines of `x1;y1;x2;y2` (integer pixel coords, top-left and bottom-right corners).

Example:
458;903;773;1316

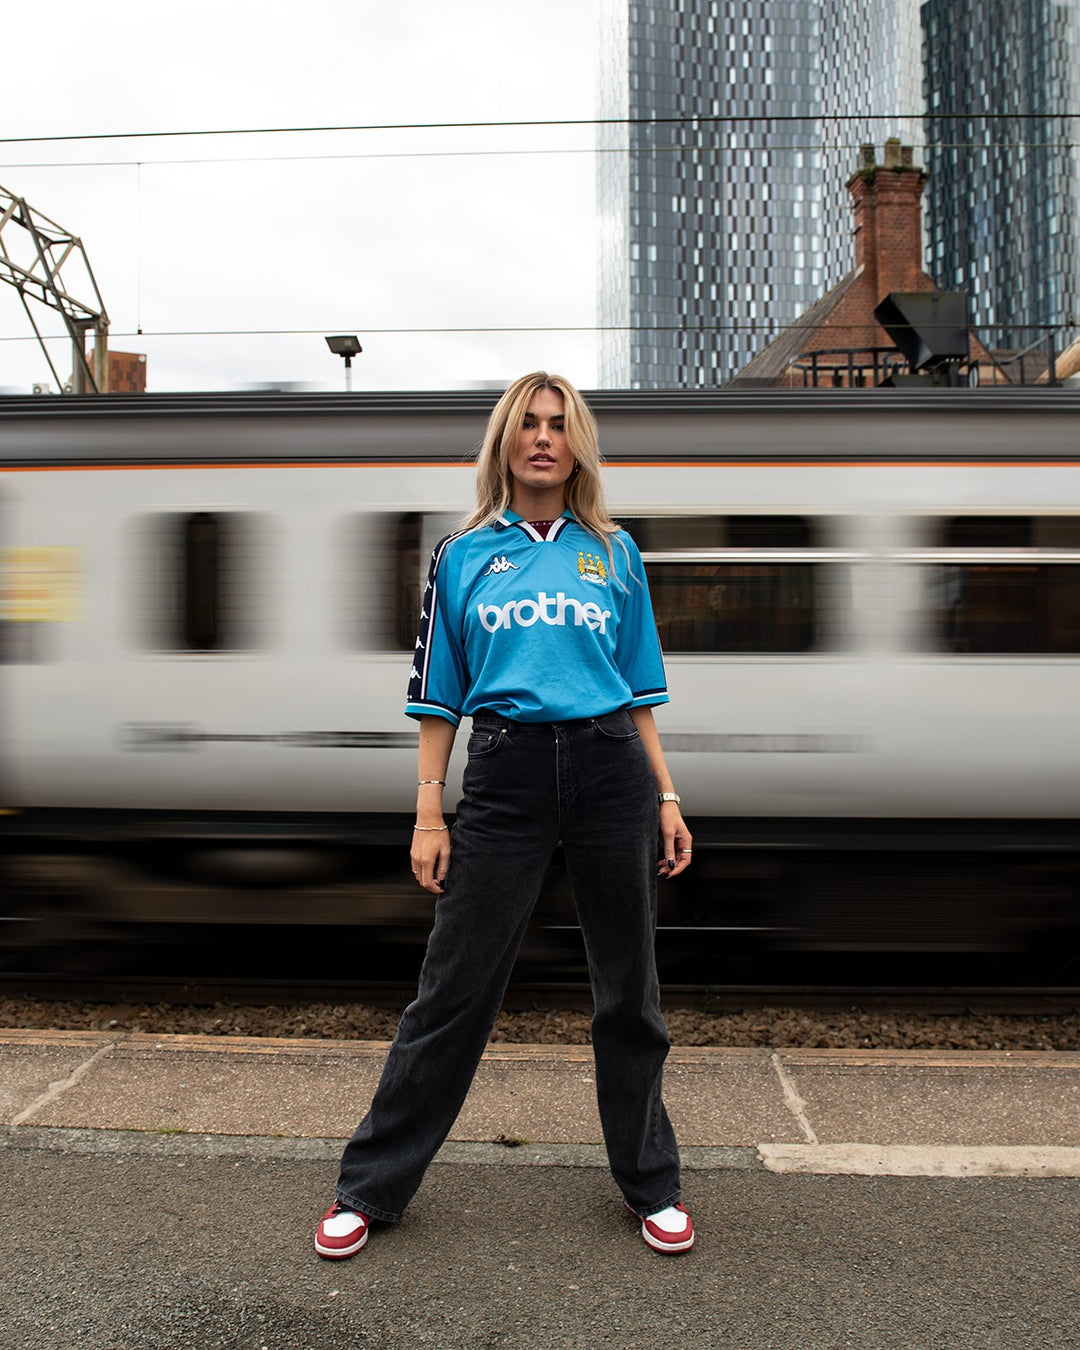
406;511;669;725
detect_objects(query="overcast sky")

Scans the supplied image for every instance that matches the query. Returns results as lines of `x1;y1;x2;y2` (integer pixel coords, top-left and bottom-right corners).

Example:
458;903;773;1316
0;0;600;393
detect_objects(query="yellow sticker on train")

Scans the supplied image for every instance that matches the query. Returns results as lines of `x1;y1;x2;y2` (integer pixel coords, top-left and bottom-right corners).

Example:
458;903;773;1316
1;547;82;621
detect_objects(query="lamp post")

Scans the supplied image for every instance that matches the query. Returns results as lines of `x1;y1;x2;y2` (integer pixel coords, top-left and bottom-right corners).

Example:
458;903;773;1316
324;335;363;391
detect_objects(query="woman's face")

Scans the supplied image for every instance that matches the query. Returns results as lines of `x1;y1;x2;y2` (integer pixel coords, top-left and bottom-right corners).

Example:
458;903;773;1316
507;387;575;498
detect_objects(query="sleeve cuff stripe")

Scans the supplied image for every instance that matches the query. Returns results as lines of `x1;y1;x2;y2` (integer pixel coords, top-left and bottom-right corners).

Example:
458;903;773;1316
629;692;670;708
405;702;462;726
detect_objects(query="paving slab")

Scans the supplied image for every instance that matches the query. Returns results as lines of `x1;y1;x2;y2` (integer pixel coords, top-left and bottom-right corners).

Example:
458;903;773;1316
654;1047;803;1145
20;1035;387;1137
759;1142;1080;1177
0;1031;114;1124
776;1048;1080;1147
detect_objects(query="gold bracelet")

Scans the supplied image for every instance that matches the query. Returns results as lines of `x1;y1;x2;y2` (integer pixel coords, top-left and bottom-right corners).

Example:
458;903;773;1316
413;824;449;831
417;779;446;786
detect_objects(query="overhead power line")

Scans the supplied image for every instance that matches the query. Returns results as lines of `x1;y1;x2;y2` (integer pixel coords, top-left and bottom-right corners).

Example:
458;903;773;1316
1;111;1078;149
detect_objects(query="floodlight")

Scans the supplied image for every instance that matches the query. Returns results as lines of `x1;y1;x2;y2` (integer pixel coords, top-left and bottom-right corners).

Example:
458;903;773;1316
324;335;363;390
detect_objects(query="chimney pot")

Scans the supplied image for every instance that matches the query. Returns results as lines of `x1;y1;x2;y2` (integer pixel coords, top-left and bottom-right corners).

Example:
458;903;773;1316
847;135;928;301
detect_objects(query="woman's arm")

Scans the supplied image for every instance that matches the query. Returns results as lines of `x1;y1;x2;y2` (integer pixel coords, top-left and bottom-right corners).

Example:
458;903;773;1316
629;706;693;879
411;715;457;894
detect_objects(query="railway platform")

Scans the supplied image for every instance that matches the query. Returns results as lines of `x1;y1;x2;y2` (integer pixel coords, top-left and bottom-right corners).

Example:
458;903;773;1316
3;1031;1080;1349
3;1028;1080;1175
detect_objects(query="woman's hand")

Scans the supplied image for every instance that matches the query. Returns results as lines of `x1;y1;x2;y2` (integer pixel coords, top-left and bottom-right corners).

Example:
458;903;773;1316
658;801;692;879
411;826;451;895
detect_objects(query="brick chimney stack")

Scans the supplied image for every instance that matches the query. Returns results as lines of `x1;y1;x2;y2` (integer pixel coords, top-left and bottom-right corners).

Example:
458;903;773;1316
847;138;928;302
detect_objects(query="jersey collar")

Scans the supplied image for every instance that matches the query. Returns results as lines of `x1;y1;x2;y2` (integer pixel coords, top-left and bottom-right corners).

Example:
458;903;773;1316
495;509;574;543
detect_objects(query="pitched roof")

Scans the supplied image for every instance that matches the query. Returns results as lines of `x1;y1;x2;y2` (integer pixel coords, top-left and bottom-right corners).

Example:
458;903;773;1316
728;269;863;386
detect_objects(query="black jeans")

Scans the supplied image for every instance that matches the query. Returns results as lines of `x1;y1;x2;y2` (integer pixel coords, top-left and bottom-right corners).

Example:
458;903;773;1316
335;708;682;1221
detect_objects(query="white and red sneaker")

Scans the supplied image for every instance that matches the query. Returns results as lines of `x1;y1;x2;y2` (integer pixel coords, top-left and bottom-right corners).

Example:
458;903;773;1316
639;1203;694;1254
315;1201;370;1259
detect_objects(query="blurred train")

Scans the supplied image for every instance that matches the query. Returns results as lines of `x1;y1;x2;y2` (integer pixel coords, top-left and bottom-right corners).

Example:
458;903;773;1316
2;387;1080;983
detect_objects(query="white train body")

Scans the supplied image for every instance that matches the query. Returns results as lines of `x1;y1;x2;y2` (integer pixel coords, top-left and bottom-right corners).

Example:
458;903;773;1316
3;389;1079;834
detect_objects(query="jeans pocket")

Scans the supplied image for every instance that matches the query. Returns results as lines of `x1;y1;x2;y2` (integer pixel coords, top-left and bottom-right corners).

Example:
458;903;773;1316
590;710;640;742
467;728;505;758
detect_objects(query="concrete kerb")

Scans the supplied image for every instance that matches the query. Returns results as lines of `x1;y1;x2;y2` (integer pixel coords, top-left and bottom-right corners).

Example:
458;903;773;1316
0;1125;761;1172
6;1126;1080;1178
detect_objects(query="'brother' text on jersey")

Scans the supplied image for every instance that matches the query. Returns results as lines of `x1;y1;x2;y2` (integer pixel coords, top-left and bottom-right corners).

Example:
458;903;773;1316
477;591;611;634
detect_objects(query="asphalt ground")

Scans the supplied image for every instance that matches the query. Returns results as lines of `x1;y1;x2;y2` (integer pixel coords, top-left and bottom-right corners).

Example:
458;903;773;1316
2;1030;1080;1348
2;1138;1078;1350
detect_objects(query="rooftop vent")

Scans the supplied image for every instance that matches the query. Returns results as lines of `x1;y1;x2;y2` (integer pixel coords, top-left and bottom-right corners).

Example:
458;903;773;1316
874;291;969;372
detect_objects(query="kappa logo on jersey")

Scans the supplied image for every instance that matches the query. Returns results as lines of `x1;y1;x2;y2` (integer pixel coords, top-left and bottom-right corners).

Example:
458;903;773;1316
578;551;608;585
483;554;519;576
477;590;611;634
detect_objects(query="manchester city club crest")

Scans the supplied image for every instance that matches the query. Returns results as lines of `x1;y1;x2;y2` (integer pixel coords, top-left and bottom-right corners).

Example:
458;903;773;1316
578;551;608;585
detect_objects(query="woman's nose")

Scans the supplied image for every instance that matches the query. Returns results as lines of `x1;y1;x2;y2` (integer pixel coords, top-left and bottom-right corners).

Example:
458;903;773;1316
535;424;551;445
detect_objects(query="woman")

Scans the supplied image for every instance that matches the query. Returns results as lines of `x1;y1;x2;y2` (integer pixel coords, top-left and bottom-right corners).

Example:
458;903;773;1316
316;372;694;1258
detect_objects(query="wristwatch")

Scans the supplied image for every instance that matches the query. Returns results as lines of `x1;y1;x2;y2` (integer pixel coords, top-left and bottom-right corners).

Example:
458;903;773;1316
658;792;681;806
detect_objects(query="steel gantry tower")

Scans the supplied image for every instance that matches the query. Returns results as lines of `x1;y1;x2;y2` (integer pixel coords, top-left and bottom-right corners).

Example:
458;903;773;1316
0;185;110;392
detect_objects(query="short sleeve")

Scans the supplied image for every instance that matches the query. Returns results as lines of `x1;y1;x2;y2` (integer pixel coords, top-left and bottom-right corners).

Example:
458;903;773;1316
613;534;669;709
405;536;470;725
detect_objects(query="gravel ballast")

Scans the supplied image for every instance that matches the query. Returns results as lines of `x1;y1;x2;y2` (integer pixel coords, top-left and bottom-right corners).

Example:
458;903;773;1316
2;998;1080;1050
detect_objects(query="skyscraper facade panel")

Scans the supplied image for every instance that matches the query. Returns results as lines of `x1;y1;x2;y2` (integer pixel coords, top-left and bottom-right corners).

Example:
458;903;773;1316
922;0;1079;352
599;0;824;387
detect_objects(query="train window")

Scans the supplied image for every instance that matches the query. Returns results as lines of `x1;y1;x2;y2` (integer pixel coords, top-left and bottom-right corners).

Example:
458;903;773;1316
930;517;1080;654
351;512;458;651
140;512;264;652
182;513;222;650
395;513;422;651
621;516;822;653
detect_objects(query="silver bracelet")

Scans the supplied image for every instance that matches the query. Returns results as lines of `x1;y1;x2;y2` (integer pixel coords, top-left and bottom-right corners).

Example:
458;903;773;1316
417;779;446;786
413;824;449;831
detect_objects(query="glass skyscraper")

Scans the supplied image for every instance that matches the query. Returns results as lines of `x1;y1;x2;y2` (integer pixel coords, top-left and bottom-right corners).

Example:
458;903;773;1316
597;0;923;388
922;0;1080;355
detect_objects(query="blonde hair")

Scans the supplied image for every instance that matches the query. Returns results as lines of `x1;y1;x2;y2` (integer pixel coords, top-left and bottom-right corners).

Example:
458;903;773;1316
464;372;620;564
